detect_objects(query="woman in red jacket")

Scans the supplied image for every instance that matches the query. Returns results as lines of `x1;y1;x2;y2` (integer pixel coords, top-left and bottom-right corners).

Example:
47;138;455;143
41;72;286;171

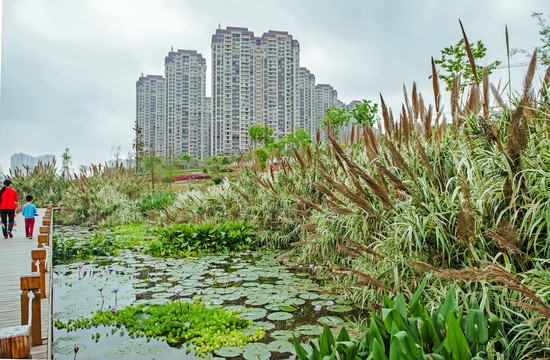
0;179;18;239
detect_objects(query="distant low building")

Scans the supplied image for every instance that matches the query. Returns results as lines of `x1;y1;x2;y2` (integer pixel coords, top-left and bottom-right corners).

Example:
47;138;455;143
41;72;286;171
10;153;55;173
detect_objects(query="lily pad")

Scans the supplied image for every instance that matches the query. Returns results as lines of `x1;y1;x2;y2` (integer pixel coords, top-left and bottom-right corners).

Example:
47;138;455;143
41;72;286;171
267;340;294;353
267;311;293;321
240;308;267;320
215;346;244;357
243;342;271;360
298;292;319;300
317;316;344;326
328;304;353;313
296;324;322;335
270;330;294;340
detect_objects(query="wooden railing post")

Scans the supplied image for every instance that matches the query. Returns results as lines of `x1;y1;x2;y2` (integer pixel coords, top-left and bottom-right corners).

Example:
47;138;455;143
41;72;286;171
39;226;49;236
37;234;49;248
31;249;46;299
20;274;41;346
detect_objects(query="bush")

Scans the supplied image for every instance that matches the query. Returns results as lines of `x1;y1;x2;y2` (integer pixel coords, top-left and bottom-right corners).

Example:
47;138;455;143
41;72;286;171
148;221;255;256
174;174;212;181
253;148;269;170
211;176;223;185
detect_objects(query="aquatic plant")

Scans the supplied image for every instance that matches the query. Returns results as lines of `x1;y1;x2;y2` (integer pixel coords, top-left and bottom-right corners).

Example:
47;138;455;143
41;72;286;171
54;300;265;357
148;221;256;256
294;281;501;359
52;231;119;265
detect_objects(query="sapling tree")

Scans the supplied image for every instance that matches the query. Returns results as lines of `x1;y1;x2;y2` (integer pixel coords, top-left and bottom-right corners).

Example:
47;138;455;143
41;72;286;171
143;153;162;193
433;38;501;92
248;124;276;149
350;99;379;126
61;147;72;180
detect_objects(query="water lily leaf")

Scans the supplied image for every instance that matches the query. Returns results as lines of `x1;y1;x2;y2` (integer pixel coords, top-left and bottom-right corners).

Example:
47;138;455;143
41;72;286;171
317;316;344;326
267;312;293;321
243;342;271;360
328;305;353;313
299;292;319;300
267;340;294;353
245;297;270;306
252;321;275;331
296;324;322;336
277;305;297;312
215;346;244;357
240;308;267;320
270;330;294;340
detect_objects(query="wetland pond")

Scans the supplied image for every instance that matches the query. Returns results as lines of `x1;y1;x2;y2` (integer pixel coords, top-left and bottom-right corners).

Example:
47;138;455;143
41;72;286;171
52;226;367;359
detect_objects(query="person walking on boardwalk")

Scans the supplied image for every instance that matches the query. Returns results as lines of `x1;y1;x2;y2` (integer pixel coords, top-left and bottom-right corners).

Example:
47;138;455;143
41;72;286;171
0;179;18;239
22;195;38;239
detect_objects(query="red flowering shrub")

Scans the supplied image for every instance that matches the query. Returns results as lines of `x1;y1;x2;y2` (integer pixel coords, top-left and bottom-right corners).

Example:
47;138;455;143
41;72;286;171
174;174;212;181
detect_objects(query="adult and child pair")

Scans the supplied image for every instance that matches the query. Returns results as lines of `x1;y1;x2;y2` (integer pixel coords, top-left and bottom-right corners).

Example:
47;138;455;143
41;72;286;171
0;179;38;239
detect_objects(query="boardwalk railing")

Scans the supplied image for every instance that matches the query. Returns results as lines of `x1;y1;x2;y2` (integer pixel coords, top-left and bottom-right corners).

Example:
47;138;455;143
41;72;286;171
0;201;54;358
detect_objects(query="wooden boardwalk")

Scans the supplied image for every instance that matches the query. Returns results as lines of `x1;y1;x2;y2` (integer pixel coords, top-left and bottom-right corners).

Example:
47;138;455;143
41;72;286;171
0;207;51;359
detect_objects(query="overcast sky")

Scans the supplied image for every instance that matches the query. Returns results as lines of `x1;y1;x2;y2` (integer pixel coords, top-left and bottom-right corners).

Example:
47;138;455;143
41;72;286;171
0;0;547;172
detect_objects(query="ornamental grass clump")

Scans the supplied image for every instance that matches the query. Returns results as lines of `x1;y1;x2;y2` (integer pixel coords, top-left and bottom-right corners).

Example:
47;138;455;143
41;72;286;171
59;163;145;226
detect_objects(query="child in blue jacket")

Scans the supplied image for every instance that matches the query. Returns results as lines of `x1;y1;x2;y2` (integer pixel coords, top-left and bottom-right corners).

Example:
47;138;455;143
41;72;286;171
22;195;38;239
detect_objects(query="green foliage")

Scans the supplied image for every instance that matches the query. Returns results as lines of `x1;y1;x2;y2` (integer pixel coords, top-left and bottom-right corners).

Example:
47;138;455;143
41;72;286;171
138;192;177;214
533;12;550;65
294;282;501;359
434;38;501;92
54;300;265;357
322;106;350;130
52;231;119;265
253;148;269;170
148;221;256;256
285;126;312;147
350;100;378;126
10;161;68;203
248;124;276;148
211;176;223;185
59;164;146;226
61;147;72;180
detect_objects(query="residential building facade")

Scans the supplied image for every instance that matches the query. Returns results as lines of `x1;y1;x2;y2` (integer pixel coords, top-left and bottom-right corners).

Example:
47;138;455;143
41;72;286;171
136;75;165;156
164;49;207;160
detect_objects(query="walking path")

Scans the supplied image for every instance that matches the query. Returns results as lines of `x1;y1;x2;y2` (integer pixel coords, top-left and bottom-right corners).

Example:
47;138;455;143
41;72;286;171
0;207;52;359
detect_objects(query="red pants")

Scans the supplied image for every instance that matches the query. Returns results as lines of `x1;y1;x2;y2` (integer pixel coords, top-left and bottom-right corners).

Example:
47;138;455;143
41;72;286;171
25;218;35;237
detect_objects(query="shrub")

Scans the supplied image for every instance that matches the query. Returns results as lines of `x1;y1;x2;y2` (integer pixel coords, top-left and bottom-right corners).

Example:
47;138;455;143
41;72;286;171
253;148;269;170
211;176;223;185
174;174;212;181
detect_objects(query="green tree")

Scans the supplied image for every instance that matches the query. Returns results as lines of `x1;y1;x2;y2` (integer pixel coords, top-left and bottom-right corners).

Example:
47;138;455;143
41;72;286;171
350;100;379;126
143;154;163;193
178;153;192;169
321;106;350;130
248;125;275;148
533;12;550;65
433;39;501;92
61;147;72;179
284;126;312;147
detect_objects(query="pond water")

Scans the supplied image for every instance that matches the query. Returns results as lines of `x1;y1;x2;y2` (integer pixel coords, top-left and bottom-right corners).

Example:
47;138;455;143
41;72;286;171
52;226;367;359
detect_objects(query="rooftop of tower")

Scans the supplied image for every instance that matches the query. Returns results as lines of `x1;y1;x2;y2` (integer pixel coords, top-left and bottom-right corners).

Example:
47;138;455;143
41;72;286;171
165;49;206;65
